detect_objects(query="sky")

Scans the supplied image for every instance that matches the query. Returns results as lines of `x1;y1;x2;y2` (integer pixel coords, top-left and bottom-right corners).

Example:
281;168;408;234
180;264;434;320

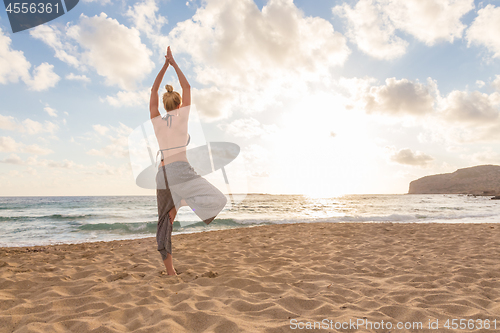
1;0;500;197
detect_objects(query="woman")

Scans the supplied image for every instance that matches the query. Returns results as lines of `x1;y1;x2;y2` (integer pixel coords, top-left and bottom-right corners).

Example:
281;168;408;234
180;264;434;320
150;46;227;275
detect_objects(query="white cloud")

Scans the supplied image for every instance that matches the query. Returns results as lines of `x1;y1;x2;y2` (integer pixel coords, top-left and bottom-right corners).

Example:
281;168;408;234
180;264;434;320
22;144;53;155
44;106;57;117
0;114;19;131
26;167;37;176
364;78;437;115
5;155;83;168
168;0;350;118
173;0;349;74
334;0;474;59
32;14;154;91
102;89;149;107
125;0;168;50
0;115;58;135
441;90;500;124
22;118;58;135
30;25;80;68
23;156;81;168
0;136;53;155
414;87;500;143
66;73;90;82
66;13;155;91
0;27;31;85
82;0;112;4
466;149;500;165
93;124;109;136
192;86;236;119
342;75;500;144
218;117;278;139
476;80;485;88
1;27;59;91
185;0;196;8
0;136;19;152
24;62;60;91
381;0;474;46
492;75;500;92
338;74;500;144
389;147;434;167
45;159;81;168
87;122;132;158
333;0;408;60
94;161;130;176
0;153;23;164
467;5;500;59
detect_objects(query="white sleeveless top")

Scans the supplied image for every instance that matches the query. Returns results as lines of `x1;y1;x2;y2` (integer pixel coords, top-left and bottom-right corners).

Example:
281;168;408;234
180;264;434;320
152;105;190;162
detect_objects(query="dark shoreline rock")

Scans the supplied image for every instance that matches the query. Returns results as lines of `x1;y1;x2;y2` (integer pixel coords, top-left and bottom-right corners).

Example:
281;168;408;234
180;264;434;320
408;165;500;195
492;196;500;200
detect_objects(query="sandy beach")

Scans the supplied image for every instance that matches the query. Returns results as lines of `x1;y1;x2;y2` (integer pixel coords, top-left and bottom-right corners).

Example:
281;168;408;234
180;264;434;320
1;222;500;332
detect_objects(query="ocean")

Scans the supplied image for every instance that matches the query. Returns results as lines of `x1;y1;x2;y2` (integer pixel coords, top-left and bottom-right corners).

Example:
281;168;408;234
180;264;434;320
0;194;498;247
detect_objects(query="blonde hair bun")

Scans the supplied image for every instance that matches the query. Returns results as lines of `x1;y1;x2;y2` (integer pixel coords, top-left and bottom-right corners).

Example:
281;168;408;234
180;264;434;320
163;84;182;111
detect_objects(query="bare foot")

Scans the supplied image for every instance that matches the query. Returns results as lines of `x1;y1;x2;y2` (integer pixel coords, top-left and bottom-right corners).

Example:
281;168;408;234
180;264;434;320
163;254;177;275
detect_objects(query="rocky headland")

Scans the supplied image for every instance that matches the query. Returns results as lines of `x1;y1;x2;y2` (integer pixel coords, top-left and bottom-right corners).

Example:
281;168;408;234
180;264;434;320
408;165;500;196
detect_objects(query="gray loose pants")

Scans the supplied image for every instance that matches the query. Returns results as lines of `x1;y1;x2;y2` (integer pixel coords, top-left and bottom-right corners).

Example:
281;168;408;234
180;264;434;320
156;161;227;261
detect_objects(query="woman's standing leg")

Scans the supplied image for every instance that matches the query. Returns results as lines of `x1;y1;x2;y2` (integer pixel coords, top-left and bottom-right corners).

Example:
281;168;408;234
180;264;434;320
156;206;176;275
164;207;178;275
163;251;176;275
156;170;178;275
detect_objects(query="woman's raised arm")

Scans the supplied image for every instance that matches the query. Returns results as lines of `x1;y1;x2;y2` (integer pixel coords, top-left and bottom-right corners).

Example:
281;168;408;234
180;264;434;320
167;46;190;107
150;56;169;119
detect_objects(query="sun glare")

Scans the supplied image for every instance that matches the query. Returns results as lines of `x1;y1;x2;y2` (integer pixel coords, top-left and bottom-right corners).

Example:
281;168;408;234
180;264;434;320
268;92;383;196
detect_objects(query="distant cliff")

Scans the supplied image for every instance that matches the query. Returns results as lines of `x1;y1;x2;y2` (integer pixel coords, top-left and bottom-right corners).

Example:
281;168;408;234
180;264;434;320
408;165;500;195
